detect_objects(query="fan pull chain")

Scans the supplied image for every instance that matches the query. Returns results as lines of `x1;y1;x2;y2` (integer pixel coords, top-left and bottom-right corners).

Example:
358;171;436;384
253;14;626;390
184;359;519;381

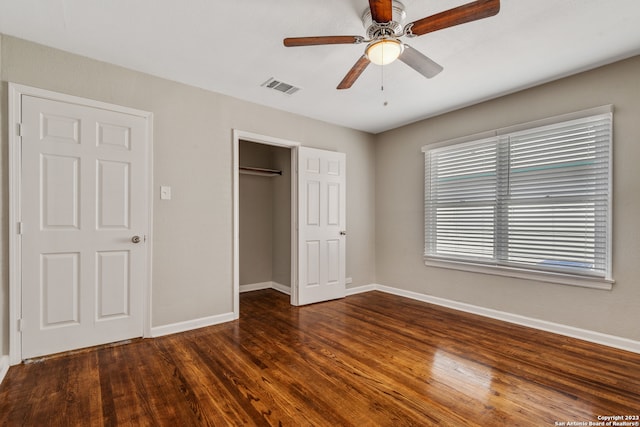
381;64;388;107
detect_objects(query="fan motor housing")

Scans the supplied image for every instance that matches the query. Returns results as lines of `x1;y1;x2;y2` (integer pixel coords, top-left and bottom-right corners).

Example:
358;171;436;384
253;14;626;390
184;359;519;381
362;0;407;38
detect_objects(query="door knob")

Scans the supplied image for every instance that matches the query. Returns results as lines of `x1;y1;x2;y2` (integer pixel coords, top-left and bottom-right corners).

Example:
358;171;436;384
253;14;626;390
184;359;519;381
131;235;141;244
340;231;347;236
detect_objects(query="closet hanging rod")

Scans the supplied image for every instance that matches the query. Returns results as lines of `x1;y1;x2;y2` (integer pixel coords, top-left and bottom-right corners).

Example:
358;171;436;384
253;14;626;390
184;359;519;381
239;166;282;177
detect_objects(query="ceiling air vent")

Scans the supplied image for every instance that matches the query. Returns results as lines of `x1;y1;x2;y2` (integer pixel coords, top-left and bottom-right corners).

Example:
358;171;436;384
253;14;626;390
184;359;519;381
261;78;300;95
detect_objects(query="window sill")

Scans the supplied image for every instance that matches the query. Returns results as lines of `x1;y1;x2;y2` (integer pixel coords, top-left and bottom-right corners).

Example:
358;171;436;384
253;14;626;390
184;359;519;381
423;257;614;290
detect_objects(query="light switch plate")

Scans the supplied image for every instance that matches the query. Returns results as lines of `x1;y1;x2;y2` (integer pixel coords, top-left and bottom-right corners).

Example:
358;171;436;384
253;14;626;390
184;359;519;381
160;186;172;200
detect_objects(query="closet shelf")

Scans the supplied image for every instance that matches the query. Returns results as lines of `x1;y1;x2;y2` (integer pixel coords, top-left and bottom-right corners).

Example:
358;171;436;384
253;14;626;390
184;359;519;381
239;166;282;177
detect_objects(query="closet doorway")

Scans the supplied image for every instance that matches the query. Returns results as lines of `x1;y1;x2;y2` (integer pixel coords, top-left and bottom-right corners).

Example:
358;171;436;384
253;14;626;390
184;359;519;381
239;141;292;293
232;130;347;316
232;131;299;317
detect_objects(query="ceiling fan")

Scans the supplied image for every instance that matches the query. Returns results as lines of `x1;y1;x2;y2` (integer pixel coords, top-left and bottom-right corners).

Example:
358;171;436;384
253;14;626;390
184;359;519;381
283;0;500;89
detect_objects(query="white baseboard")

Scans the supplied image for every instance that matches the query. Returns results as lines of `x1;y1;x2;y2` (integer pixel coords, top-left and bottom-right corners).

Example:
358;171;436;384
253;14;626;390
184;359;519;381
346;284;377;296
0;355;9;386
240;281;291;295
356;284;640;354
239;281;273;293
271;282;291;295
146;282;294;338
150;312;236;338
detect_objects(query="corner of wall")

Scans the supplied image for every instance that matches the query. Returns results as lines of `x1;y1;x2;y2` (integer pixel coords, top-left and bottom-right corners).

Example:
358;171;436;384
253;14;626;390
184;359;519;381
0;32;10;366
0;355;9;385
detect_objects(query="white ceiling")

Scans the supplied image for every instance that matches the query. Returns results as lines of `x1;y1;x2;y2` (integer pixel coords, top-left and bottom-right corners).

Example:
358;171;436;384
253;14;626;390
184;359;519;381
1;0;640;134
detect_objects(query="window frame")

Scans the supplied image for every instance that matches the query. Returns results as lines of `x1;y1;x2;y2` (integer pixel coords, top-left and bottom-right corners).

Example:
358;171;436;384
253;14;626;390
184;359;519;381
422;106;614;290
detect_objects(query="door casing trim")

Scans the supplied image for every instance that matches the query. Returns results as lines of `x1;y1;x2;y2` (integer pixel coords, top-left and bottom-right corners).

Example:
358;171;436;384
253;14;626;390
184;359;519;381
8;83;154;364
232;130;300;317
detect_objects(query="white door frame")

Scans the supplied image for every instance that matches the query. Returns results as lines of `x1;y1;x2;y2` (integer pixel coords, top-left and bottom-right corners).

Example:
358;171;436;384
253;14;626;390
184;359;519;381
8;83;154;364
232;130;300;316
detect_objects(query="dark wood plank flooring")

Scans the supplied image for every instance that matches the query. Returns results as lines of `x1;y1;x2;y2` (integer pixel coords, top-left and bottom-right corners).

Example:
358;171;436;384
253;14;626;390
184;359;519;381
1;290;639;426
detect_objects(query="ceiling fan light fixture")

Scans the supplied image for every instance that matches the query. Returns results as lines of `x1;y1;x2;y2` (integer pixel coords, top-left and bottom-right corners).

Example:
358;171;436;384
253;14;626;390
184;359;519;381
366;39;403;65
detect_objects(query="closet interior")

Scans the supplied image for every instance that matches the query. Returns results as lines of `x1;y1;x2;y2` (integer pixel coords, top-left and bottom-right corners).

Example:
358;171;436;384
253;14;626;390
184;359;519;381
239;140;292;294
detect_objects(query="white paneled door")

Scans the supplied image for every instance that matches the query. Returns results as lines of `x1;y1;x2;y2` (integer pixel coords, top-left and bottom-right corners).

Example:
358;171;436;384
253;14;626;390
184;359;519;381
296;147;346;305
19;94;150;359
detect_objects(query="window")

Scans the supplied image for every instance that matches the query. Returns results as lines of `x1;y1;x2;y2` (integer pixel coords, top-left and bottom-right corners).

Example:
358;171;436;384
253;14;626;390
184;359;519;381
423;106;613;288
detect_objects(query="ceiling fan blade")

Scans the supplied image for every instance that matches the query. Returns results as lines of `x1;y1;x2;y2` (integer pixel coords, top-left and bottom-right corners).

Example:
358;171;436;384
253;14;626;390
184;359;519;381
369;0;393;23
283;36;364;47
337;55;371;90
399;45;443;79
406;0;500;37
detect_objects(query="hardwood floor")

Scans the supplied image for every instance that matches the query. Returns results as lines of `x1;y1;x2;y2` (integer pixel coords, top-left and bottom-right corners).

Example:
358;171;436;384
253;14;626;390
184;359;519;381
1;290;639;426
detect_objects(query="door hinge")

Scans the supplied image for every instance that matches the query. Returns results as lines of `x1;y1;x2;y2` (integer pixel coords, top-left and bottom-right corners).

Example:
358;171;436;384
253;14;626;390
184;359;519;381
17;222;24;235
17;318;23;332
17;123;23;137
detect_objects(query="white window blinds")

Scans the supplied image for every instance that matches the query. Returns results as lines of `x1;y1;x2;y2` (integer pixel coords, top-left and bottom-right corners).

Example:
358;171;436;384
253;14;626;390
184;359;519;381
424;109;612;281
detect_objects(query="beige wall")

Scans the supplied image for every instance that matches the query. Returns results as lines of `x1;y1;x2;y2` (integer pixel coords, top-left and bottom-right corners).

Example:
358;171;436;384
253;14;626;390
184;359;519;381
0;35;6;356
375;55;640;341
271;146;292;287
239;141;274;285
0;35;377;355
